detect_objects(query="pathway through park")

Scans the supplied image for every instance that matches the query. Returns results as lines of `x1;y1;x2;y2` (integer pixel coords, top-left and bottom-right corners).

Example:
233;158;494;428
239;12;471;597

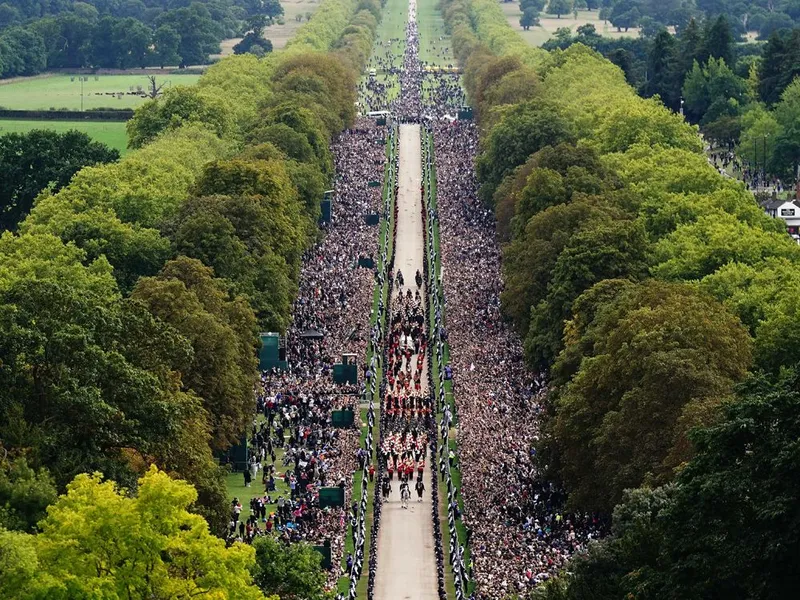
373;124;439;600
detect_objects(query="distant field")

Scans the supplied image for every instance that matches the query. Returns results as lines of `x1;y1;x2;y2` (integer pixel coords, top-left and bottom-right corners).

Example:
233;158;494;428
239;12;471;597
360;0;407;109
500;4;641;46
418;0;454;67
214;0;322;57
0;74;200;111
0;119;128;154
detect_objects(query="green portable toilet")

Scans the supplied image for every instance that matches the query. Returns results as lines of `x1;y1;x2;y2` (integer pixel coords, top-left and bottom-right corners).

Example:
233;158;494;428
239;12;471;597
227;435;249;471
259;332;287;372
358;256;375;269
319;487;345;508
332;410;355;428
457;106;473;120
333;353;358;384
320;190;333;224
313;544;332;569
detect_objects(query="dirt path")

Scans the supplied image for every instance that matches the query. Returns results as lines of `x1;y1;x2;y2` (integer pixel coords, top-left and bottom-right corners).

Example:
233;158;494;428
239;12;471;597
373;124;439;600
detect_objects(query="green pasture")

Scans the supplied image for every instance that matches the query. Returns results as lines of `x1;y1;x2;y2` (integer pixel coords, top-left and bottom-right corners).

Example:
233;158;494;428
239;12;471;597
0;74;200;111
418;0;454;67
0;119;128;154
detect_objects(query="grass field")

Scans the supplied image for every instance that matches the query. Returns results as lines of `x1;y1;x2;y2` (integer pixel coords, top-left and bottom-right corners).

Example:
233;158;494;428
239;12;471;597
359;0;407;109
0;74;201;111
0;119;128;153
500;4;641;46
418;0;454;67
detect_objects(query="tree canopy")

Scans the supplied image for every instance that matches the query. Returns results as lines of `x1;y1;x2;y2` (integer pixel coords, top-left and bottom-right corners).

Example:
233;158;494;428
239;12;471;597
0;466;269;600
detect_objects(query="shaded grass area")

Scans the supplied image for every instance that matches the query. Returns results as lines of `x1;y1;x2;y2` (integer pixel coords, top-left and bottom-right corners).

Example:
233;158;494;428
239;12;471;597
0;119;129;154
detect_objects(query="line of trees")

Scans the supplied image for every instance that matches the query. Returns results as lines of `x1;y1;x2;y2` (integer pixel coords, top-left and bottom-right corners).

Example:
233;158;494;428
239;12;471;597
0;0;386;597
0;0;290;75
441;0;800;595
544;15;800;180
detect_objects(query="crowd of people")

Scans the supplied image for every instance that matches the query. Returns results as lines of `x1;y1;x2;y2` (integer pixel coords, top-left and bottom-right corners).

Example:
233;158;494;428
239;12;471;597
429;88;608;597
709;147;789;194
227;0;611;595
225;116;391;590
393;10;422;122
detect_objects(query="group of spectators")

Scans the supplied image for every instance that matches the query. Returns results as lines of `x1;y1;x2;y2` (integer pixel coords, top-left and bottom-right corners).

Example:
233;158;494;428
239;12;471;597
227;117;391;590
393;9;423;122
227;0;614;594
709;147;788;194
429;102;608;596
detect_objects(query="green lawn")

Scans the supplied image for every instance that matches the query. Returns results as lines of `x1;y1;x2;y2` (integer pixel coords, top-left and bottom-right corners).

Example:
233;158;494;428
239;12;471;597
0;74;200;111
225;443;292;524
360;0;407;107
418;0;454;67
0;119;129;154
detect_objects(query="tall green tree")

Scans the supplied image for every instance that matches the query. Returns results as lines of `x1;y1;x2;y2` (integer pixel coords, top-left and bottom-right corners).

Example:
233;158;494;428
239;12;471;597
0;129;118;232
552;280;752;511
252;536;327;600
698;14;735;68
547;0;572;17
154;4;222;67
0;467;269;600
131;257;259;450
609;0;641;31
520;7;540;29
642;29;679;109
126;86;235;149
772;77;800;180
538;369;800;600
0;254;190;488
476;102;574;205
525;216;649;369
0;458;57;533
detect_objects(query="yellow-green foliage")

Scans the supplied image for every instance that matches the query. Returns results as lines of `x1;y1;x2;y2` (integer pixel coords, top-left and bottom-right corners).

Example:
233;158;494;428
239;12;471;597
126;86;239;149
197;54;278;130
1;467;270;600
0;232;118;301
469;0;546;67
286;0;359;53
541;46;702;154
25;126;235;230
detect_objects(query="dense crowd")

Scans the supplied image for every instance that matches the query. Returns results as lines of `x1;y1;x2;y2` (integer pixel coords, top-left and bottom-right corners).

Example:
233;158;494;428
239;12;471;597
393;9;422;122
229;0;610;594
430;105;608;597
226;118;389;589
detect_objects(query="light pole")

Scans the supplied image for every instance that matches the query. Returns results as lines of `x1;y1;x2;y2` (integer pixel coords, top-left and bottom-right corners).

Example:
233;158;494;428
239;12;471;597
679;97;684;117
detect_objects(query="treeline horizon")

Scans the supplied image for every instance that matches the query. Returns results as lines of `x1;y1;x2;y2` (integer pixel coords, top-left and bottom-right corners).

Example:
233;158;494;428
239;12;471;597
0;0;289;77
